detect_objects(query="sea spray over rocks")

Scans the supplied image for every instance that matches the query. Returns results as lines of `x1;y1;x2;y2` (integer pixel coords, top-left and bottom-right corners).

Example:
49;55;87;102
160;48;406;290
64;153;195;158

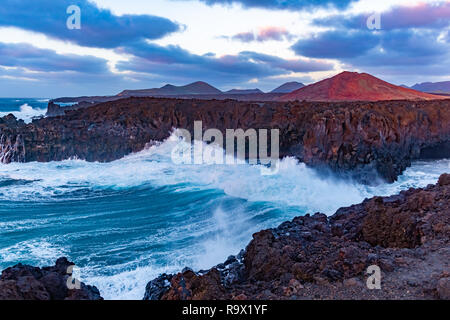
1;98;449;182
145;174;450;300
1;172;448;300
0;130;448;299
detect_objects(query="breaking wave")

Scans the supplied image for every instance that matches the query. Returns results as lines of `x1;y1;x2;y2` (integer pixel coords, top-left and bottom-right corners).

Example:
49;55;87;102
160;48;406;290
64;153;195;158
0;131;448;299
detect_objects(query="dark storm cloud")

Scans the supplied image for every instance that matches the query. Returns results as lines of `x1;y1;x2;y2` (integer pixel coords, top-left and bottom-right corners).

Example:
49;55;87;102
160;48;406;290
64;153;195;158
0;0;180;48
291;30;380;59
116;40;334;86
313;2;450;31
0;42;109;73
195;0;357;10
229;27;293;42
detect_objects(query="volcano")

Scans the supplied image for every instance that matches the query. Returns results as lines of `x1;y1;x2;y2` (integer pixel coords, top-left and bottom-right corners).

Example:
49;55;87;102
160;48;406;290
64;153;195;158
271;81;305;93
280;72;445;102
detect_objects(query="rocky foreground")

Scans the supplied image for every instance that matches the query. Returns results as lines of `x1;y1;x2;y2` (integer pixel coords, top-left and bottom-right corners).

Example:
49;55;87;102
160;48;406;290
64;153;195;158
145;174;450;300
1;98;449;183
0;257;102;300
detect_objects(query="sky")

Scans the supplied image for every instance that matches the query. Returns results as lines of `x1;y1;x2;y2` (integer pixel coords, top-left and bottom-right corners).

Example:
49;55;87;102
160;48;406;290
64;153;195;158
0;0;449;97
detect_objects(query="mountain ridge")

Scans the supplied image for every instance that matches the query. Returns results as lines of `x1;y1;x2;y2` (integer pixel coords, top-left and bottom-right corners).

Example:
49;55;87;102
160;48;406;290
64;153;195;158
411;81;450;94
118;81;222;97
271;81;305;93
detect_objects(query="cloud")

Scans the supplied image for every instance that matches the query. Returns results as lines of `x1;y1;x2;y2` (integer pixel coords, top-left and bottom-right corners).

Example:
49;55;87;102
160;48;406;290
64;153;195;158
0;43;129;97
194;0;357;10
0;64;135;97
116;40;334;86
346;30;449;67
231;32;256;42
228;26;293;42
239;51;333;72
313;2;450;31
292;26;450;81
0;42;109;73
0;42;139;97
292;30;379;59
256;27;293;41
0;0;180;48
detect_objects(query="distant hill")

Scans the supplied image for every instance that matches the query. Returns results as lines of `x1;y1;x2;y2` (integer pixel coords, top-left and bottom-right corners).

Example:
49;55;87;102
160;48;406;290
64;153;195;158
118;81;222;97
280;72;445;102
411;81;450;94
225;89;263;94
271;82;305;93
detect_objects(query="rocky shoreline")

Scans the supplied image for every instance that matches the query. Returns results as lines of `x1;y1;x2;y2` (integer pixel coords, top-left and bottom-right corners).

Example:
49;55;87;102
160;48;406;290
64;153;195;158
1;97;449;183
1;174;448;300
144;174;450;300
0;258;102;300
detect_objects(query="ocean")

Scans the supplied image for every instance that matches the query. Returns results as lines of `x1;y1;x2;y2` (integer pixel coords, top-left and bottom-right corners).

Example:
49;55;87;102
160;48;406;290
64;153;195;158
0;98;48;123
0;98;449;299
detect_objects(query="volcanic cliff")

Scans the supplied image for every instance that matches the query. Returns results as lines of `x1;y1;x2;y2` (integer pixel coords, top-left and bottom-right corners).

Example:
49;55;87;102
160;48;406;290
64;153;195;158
1;98;450;183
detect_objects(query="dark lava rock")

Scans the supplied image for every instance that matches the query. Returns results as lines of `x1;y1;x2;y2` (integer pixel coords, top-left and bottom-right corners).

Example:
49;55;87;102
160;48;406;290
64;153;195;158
0;257;103;300
143;273;172;300
145;174;450;300
437;277;450;300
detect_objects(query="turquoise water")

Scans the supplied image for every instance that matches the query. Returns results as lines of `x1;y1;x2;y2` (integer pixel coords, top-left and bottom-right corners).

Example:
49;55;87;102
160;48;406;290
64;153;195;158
0;99;449;299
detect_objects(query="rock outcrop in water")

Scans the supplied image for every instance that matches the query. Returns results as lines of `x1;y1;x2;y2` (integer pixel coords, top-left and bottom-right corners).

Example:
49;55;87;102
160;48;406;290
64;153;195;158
1;97;450;183
0;257;103;300
145;174;450;300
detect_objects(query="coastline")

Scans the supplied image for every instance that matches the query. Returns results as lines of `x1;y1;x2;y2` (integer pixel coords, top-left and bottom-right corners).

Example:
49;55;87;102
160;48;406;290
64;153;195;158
1;97;450;183
1;174;448;300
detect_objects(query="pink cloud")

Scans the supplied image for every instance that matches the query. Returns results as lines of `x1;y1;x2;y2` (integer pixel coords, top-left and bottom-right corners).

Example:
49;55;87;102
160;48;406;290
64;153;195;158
382;2;450;29
231;32;256;42
229;27;293;43
257;27;292;41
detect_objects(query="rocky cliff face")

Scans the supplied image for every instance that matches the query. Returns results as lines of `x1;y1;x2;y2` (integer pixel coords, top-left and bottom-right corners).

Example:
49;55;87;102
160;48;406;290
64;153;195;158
145;174;450;300
0;258;103;300
0;114;26;163
1;97;449;183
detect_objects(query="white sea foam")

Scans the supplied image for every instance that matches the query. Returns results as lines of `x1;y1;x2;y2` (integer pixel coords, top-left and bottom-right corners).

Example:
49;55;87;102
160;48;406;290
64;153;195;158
0;132;448;300
0;131;448;212
0;239;67;266
0;103;46;123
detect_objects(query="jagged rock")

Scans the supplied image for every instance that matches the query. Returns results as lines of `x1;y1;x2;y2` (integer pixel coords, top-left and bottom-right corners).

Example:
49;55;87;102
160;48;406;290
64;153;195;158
0;258;103;300
143;274;172;300
438;173;450;186
146;174;450;300
46;102;66;117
